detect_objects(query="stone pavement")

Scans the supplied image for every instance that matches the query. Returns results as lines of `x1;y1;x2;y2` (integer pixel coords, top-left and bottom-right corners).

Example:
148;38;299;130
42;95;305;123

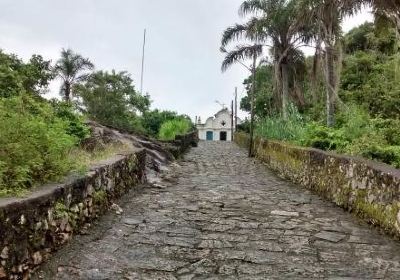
35;142;400;279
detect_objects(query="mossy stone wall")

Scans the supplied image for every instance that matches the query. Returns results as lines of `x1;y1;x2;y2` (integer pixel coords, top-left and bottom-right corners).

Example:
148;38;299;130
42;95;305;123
162;130;199;159
0;150;146;279
234;133;400;238
0;130;198;279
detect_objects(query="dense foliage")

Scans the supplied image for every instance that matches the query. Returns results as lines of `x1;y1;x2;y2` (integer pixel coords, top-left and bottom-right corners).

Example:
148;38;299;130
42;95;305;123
0;49;192;196
0;96;83;195
76;70;150;134
0;50;53;98
142;110;191;137
223;1;400;168
158;119;192;141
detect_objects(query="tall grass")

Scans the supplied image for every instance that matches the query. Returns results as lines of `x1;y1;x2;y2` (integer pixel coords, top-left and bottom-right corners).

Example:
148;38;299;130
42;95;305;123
158;119;191;141
255;104;305;143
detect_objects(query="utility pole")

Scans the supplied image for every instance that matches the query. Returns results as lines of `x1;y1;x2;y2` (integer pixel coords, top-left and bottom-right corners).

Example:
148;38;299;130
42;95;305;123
248;54;257;158
231;100;234;141
234;87;238;132
140;29;146;94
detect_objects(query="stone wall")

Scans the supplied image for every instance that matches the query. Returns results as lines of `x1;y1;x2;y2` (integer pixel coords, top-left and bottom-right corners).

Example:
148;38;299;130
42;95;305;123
0;150;146;279
234;132;400;238
0;130;198;279
161;130;199;159
0;129;198;279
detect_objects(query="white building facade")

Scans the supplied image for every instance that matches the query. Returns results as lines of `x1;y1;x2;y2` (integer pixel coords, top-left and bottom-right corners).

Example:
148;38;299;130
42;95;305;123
196;108;241;142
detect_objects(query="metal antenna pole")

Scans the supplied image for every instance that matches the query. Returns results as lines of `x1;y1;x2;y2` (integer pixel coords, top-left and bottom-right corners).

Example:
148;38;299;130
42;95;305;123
231;100;234;141
140;29;146;94
234;87;238;132
249;54;257;158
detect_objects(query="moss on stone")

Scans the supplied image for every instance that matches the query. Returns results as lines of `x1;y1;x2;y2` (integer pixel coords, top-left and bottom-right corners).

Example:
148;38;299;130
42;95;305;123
93;190;108;206
53;202;69;220
334;186;352;207
354;198;399;233
235;132;400;238
234;132;250;149
127;156;138;170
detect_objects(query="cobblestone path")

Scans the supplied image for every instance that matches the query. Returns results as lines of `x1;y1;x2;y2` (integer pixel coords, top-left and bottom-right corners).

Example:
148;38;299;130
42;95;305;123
36;142;400;279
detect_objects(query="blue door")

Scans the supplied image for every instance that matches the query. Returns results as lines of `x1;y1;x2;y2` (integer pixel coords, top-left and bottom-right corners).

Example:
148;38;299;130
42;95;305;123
206;131;213;141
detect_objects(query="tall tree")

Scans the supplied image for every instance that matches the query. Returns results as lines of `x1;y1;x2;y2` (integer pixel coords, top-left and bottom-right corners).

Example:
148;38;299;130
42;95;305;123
75;70;150;133
53;49;94;102
301;0;364;126
0;50;53;98
369;0;400;34
221;44;263;157
237;0;311;119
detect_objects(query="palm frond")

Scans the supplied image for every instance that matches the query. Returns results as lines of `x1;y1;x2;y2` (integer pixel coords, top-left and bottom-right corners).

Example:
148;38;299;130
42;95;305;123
54;48;94;83
221;18;269;47
221;44;263;72
221;24;251;47
239;0;269;16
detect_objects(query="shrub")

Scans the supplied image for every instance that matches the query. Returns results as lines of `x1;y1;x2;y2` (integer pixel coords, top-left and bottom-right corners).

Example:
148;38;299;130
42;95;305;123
299;123;347;151
343;131;400;167
255;104;306;142
237;119;251;133
0;96;80;196
51;100;90;141
300;106;373;151
336;104;371;141
158;119;191;141
142;110;191;137
370;118;400;146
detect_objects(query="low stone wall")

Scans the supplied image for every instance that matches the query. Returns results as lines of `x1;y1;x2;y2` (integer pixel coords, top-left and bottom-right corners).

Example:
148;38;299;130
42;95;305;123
0;150;146;279
162;130;199;159
0;129;198;279
234;132;400;238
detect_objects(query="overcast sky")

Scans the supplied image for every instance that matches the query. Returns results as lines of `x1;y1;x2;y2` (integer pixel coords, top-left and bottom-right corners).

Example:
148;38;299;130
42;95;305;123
0;0;373;121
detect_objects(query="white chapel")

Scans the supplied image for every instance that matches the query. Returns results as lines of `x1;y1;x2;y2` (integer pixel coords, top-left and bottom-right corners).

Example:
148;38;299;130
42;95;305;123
196;108;242;142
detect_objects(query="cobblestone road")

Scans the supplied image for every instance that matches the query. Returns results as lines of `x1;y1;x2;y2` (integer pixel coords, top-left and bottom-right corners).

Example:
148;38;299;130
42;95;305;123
36;142;400;279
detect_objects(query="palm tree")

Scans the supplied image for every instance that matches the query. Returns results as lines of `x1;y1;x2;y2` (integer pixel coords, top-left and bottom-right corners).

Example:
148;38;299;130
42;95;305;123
369;0;400;33
222;0;311;119
300;0;364;126
221;44;263;157
54;48;94;102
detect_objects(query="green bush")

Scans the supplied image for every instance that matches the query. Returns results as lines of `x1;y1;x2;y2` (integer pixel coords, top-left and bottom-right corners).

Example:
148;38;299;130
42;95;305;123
76;70;149;134
158;119;191;141
297;105;400;167
0;96;80;196
366;146;400;168
299;106;372;151
255;104;306;142
344;132;400;167
51;100;90;141
370;118;400;145
336;105;371;140
237;119;251;133
142;110;191;137
299;123;348;151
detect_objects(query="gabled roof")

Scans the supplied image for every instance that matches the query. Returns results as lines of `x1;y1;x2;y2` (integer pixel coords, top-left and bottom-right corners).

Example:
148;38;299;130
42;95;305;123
214;108;231;118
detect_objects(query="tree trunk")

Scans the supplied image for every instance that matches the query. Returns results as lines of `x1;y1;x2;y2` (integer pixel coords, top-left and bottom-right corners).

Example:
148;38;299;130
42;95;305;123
325;46;336;127
311;40;321;104
281;62;289;120
249;54;257;158
273;51;282;113
65;82;71;103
